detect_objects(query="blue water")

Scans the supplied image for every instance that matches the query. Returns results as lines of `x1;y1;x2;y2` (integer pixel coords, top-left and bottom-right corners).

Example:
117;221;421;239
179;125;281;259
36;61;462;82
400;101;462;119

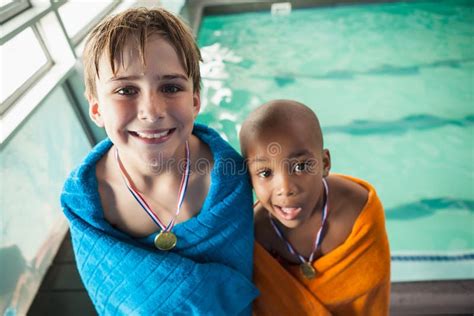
197;1;474;280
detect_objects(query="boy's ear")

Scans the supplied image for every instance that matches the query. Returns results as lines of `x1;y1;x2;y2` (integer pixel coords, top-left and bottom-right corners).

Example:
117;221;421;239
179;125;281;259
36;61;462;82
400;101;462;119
322;149;331;177
192;91;201;118
88;96;104;127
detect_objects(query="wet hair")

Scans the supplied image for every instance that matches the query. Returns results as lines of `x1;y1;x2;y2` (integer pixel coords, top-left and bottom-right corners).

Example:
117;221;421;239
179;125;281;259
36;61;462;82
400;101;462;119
239;99;324;157
82;7;202;99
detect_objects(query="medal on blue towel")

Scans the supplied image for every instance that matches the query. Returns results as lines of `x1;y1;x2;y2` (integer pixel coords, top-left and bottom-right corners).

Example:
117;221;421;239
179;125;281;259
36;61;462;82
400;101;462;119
115;141;191;251
269;178;329;279
154;231;178;251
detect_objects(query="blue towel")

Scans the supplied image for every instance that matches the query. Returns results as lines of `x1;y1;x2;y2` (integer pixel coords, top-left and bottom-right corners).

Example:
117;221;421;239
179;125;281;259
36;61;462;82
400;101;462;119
61;124;259;315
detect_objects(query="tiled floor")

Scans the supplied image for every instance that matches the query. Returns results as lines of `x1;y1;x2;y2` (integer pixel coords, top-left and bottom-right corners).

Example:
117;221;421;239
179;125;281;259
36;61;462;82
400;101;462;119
28;232;474;315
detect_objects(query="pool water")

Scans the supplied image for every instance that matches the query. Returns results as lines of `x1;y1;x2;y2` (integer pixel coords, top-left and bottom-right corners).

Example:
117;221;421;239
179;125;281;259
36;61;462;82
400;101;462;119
197;0;474;281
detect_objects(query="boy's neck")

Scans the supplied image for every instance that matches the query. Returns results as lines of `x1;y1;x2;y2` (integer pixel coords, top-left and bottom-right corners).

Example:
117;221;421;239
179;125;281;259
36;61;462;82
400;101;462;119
311;187;326;219
114;142;189;194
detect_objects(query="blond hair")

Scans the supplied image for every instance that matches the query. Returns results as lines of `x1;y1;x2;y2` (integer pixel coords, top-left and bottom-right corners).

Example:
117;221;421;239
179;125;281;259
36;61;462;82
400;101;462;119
82;7;202;99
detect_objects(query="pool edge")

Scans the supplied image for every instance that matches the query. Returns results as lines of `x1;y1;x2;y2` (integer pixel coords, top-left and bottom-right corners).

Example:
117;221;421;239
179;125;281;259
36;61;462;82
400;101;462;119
183;0;401;36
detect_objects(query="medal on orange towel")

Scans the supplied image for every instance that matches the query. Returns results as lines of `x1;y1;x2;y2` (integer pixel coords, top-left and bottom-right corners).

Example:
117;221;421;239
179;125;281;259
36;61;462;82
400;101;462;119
115;141;190;251
300;262;317;279
269;178;329;279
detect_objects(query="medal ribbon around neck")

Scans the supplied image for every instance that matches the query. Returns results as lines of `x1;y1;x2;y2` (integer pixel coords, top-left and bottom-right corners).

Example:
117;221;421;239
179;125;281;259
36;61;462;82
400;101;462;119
269;177;329;278
114;141;190;249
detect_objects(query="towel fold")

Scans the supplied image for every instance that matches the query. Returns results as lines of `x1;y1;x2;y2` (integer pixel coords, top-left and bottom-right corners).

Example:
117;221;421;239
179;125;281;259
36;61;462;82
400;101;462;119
62;124;259;316
253;175;390;316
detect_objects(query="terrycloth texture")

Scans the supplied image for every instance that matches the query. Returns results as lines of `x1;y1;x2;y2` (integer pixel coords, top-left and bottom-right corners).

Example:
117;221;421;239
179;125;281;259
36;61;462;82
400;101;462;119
61;124;259;316
253;175;391;316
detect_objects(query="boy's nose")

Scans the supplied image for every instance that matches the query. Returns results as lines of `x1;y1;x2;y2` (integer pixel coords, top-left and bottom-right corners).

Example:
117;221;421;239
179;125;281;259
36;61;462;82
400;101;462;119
138;93;165;122
276;173;296;197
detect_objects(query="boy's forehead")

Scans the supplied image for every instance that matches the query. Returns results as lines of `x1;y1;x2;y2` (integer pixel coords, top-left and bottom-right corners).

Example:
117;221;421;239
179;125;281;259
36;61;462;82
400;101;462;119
240;100;324;158
96;35;184;80
255;120;322;146
246;128;320;160
99;46;140;76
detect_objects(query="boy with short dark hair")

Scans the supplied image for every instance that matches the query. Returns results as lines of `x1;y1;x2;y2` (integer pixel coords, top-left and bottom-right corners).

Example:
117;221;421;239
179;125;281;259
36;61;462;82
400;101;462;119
240;99;390;315
61;8;258;315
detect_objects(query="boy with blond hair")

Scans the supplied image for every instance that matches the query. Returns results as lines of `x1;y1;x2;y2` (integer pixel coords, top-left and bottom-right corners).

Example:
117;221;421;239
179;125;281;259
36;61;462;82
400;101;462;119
61;8;257;315
240;100;390;315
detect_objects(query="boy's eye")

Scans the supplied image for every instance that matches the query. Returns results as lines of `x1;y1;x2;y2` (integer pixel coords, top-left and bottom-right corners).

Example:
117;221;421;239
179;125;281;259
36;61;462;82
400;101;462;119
293;160;316;174
162;84;181;94
257;169;272;178
293;162;308;173
116;87;137;96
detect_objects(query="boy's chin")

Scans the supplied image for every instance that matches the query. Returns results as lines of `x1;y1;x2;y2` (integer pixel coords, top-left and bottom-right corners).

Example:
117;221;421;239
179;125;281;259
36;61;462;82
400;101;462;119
272;214;305;229
281;220;304;229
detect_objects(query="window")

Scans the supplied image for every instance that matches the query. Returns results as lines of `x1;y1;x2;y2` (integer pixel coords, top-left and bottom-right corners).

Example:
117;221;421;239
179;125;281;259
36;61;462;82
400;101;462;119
58;0;120;45
0;26;53;114
0;0;123;117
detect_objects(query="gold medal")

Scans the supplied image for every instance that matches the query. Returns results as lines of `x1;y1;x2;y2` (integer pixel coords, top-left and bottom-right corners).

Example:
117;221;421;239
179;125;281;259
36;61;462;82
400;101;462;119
154;231;177;251
300;262;316;279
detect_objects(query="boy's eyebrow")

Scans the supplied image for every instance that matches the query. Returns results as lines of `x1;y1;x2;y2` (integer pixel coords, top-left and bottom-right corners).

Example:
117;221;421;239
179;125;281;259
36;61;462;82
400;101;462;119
107;73;188;82
288;149;313;158
247;157;268;165
160;74;189;81
247;150;313;164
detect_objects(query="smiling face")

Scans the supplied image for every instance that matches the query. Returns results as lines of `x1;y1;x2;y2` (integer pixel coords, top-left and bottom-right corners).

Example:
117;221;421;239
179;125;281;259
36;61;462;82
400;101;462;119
242;101;330;228
88;35;200;169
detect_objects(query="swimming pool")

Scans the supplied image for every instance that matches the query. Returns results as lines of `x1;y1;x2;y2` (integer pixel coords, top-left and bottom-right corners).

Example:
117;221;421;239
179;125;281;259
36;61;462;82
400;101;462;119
196;0;474;282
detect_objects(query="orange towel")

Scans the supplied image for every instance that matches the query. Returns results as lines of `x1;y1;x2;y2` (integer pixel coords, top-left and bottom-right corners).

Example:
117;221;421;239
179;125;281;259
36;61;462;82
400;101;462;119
253;175;391;316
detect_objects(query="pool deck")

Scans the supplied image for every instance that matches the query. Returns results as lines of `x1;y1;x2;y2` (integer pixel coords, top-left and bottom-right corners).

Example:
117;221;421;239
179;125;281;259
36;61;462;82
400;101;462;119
182;0;400;35
28;232;474;315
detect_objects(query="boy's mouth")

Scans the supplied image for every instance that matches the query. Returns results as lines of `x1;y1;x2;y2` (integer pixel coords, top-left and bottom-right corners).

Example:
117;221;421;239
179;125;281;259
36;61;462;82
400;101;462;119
130;128;176;143
274;205;302;220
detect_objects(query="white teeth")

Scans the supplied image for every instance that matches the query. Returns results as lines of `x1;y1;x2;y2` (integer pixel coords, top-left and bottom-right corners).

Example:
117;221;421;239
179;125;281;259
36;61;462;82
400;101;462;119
281;207;301;214
135;130;170;139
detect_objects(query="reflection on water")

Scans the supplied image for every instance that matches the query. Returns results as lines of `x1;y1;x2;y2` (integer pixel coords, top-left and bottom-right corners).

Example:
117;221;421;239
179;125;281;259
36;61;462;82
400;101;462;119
324;114;474;135
255;57;474;84
386;197;474;220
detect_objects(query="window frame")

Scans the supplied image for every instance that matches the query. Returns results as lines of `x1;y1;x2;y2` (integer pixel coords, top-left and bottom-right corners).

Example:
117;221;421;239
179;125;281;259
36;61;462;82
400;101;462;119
0;25;54;115
0;0;31;24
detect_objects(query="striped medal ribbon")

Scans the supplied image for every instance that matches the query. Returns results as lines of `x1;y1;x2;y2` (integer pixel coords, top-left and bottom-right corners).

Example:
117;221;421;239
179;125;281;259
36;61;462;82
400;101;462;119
115;141;191;251
269;177;329;279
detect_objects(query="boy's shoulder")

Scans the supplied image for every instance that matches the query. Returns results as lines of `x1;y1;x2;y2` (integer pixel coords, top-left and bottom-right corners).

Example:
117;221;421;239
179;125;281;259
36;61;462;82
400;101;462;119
63;138;112;187
61;138;112;220
320;174;370;254
193;123;243;162
328;174;369;219
193;123;248;186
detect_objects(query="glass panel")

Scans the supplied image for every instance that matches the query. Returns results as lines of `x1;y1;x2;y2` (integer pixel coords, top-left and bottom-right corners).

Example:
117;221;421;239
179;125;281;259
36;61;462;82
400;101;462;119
67;69;107;142
0;27;48;103
160;0;186;14
0;0;15;8
58;0;112;39
0;86;91;315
